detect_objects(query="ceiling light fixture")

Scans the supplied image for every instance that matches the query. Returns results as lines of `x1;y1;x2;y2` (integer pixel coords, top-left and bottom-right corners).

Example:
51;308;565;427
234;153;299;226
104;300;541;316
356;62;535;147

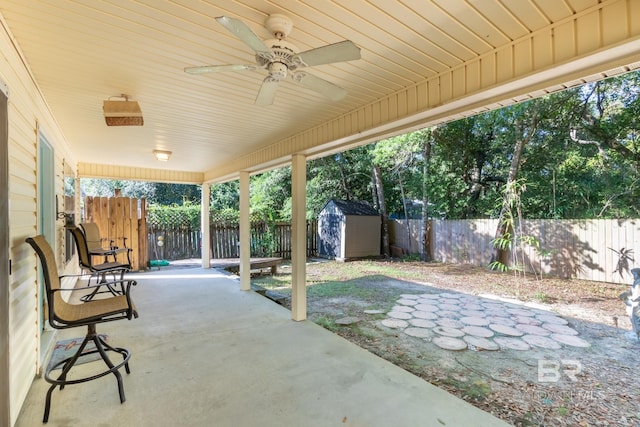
103;94;144;126
153;150;171;161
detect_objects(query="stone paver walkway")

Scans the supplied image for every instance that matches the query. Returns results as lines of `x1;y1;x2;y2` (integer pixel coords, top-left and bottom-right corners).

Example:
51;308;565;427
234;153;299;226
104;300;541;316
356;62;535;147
378;292;591;351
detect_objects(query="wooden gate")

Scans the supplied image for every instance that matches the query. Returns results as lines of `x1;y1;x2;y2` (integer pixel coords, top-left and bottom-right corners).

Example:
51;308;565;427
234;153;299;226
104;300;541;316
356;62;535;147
83;195;148;271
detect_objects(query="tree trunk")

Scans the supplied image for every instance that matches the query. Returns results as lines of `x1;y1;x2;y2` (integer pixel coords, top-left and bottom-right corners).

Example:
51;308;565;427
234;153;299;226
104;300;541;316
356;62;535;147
370;172;379;209
493;116;538;266
396;171;411;252
421;137;432;261
337;157;352;200
373;165;390;257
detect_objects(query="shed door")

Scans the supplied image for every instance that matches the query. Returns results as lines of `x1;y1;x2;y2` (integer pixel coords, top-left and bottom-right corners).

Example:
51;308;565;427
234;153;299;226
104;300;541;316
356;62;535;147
319;213;341;258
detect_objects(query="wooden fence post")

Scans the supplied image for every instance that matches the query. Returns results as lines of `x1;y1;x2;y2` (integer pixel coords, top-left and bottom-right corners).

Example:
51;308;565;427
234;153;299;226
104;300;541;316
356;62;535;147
138;198;147;270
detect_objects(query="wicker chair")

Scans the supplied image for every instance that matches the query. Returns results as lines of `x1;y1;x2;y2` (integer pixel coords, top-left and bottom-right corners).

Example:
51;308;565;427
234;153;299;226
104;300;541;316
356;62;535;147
26;235;138;423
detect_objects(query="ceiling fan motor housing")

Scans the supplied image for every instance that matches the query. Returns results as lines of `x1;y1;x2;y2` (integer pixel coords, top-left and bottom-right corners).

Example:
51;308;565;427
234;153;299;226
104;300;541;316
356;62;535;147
257;38;300;78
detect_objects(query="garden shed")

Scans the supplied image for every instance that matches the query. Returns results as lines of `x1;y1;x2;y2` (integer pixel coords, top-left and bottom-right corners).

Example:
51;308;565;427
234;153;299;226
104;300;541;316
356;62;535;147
318;199;381;260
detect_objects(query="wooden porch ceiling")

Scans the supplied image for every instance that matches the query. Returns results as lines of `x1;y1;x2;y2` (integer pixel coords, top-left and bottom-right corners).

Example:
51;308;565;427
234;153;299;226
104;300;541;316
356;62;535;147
0;1;639;183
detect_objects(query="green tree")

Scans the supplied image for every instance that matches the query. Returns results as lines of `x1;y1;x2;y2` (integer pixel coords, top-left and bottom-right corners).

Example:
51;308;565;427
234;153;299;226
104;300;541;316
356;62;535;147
250;167;292;221
154;183;200;205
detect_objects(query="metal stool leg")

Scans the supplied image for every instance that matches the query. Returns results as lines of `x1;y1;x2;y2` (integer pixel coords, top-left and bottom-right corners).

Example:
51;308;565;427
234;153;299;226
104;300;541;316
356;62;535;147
42;325;131;422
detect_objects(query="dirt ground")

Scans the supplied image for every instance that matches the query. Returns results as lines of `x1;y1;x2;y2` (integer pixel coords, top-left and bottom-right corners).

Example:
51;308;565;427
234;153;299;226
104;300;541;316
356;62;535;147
254;260;640;427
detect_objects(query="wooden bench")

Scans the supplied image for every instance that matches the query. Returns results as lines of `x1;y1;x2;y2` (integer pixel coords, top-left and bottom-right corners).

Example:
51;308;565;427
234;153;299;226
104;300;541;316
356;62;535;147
223;257;283;275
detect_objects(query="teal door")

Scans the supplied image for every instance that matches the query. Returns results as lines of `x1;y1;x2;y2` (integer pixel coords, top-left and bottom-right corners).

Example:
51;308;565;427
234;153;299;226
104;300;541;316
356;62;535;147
38;134;55;333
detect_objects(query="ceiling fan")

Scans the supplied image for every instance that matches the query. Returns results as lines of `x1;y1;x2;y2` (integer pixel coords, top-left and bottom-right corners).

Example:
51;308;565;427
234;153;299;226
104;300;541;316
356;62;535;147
185;14;361;106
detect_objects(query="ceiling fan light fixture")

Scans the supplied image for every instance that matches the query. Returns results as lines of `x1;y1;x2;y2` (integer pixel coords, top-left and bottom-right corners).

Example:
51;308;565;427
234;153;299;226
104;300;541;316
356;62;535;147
153;150;171;161
103;97;144;126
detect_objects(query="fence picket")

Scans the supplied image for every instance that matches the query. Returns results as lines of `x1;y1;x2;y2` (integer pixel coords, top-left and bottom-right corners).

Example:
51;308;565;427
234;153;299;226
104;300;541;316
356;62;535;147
83;196;146;271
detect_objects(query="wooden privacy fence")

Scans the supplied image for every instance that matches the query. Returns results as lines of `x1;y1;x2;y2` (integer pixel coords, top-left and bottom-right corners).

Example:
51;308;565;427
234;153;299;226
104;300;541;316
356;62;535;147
83;196;148;271
389;218;640;284
147;220;319;261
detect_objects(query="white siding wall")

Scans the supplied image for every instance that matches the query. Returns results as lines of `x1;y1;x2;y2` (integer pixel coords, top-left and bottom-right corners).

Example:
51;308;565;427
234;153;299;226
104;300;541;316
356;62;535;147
0;15;77;426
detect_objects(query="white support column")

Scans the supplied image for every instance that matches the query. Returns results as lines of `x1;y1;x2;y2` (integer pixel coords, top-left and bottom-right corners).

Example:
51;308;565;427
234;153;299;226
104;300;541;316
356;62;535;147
201;183;211;269
239;171;251;291
291;154;307;321
74;177;81;220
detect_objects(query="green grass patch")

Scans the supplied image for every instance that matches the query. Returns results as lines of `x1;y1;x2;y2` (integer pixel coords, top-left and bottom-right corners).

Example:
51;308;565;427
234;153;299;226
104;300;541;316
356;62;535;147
314;315;339;332
306;280;379;300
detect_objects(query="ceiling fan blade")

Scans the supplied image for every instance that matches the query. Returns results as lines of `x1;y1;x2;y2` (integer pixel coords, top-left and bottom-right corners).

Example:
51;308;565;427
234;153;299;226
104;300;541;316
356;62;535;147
215;16;273;60
255;77;280;106
291;71;347;101
184;64;256;74
295;40;361;67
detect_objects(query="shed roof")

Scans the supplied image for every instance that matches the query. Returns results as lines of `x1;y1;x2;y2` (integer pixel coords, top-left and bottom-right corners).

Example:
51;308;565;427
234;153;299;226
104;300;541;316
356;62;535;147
323;199;379;216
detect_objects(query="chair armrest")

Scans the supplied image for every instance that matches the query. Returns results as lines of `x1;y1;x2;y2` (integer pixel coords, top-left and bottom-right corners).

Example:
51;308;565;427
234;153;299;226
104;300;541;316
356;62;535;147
54;278;136;292
52;278;138;318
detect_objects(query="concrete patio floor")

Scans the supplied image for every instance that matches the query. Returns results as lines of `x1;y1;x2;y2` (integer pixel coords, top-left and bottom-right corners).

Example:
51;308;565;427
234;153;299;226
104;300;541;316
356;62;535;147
16;266;509;427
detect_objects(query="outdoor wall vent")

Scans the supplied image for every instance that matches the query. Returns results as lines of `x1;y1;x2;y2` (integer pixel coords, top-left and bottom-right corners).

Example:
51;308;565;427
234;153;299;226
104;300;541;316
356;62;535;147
103;96;143;126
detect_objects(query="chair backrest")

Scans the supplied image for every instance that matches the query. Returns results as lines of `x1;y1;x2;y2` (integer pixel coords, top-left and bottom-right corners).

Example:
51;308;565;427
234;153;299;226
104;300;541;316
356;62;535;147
25;235;73;328
80;222;103;251
71;226;93;270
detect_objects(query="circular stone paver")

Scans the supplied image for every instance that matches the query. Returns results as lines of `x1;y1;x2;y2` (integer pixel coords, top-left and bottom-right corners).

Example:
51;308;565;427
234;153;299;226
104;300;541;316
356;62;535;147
433;336;468;350
397;298;419;306
399;294;420;299
464;336;500;351
485;316;516;326
522;334;562;349
460;309;487;317
412;310;439;320
489;324;524;337
551;334;591;347
364;309;385;314
438;303;460;311
381;318;409;329
462;325;494;338
419;294;440;299
433;326;465;338
391;305;415;313
483;310;508;319
511;316;542;326
436;318;464;328
388;311;413;320
516;324;550;336
417;298;440;305
494;336;531;350
414;303;439;312
482;302;506;310
506;308;536;317
440;292;462;299
404;327;433;338
460;316;490;326
335;317;361;325
409;319;436;328
541;323;579;335
535;314;568;325
437;310;460;319
462;303;484;311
